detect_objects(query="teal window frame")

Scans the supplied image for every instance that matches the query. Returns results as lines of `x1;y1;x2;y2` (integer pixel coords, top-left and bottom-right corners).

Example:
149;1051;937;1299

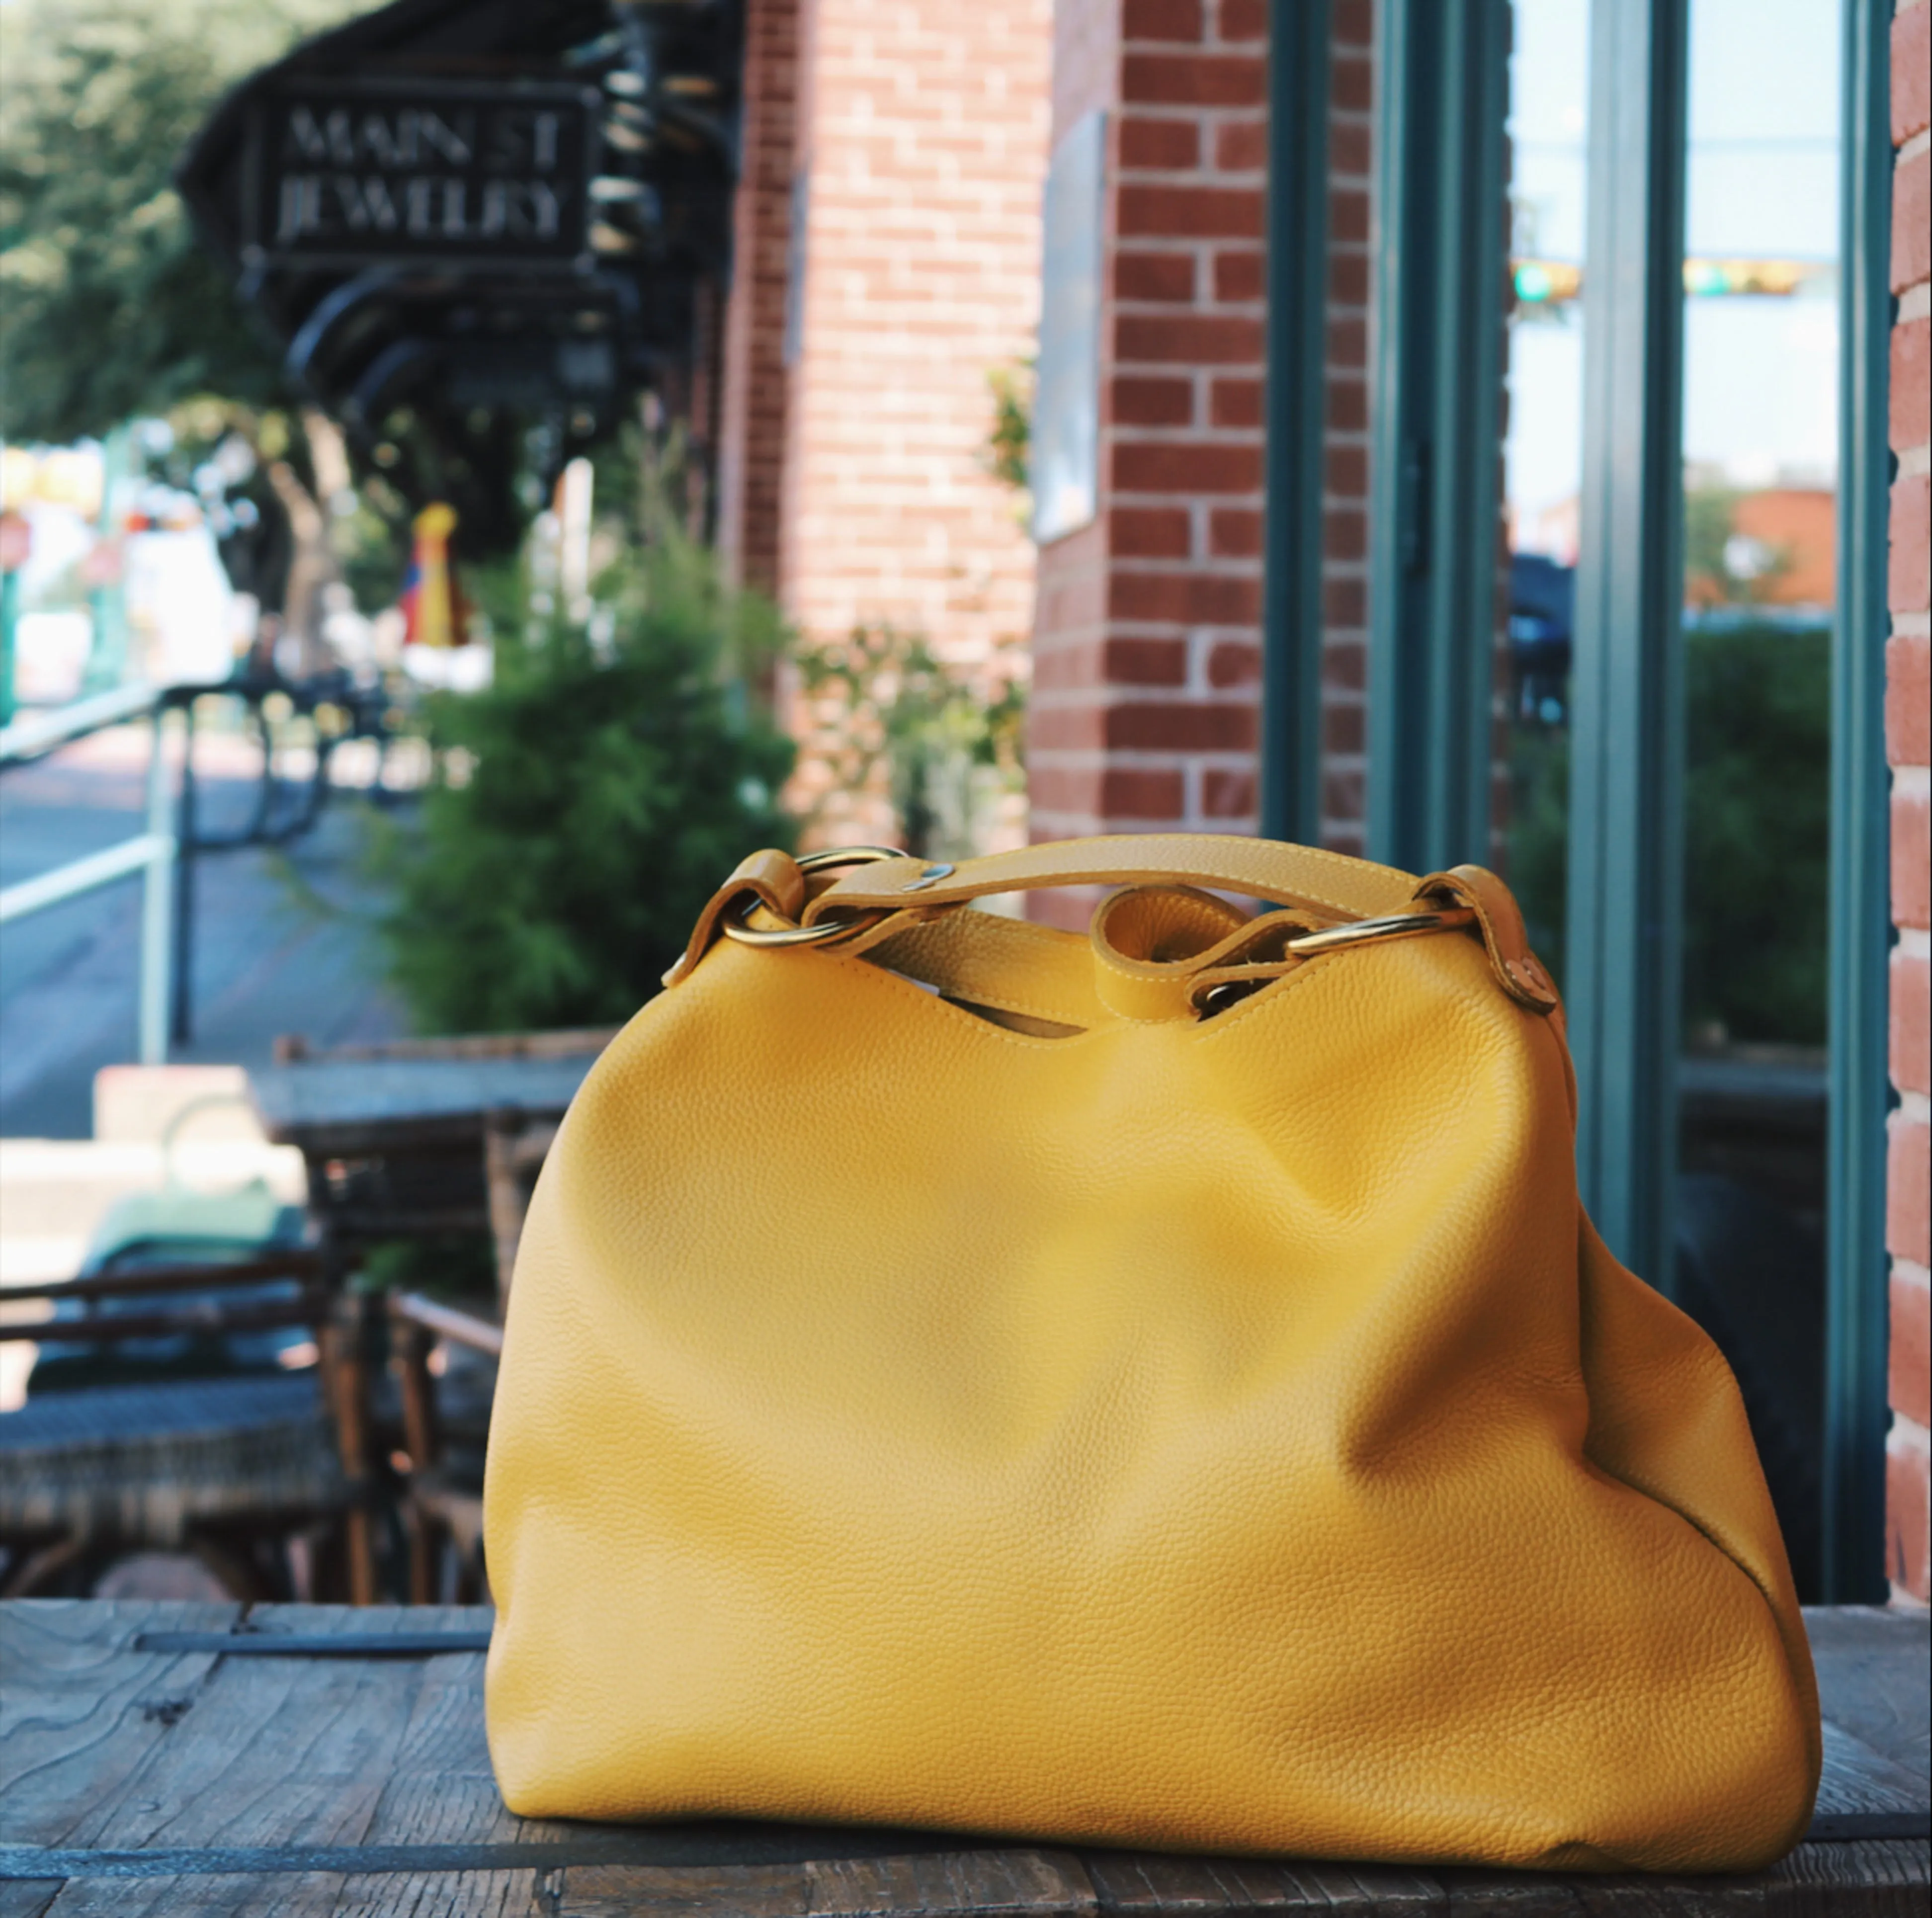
1264;0;1897;1597
1564;0;1690;1299
1363;0;1513;877
1260;0;1333;845
1823;0;1894;1604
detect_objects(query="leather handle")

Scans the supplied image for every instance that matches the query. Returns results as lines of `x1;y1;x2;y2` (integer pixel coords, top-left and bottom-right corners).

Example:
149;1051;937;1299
805;834;1418;924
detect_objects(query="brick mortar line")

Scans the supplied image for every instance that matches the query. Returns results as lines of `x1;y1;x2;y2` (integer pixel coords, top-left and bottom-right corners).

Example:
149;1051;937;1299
1116;172;1270;187
1898;1256;1932;1288
1084;752;1261;769
1117;42;1268;56
1109;316;1269;331
1033;704;1268;724
1901;284;1931;320
1112;247;1266;262
1899;1088;1932;1123
1104;424;1270;441
1109;560;1267;578
1899;764;1932;797
1895;610;1932;636
1109;496;1270;512
1900;926;1932;961
1901;444;1932;475
1901;128;1931;163
1889;1418;1931;1454
1081;638;1267;656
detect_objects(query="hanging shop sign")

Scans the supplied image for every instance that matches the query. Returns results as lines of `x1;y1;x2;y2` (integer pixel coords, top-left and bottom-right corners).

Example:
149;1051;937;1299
245;78;602;273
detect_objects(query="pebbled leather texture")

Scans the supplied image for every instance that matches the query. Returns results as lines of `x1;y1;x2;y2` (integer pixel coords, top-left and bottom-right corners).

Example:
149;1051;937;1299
483;835;1820;1871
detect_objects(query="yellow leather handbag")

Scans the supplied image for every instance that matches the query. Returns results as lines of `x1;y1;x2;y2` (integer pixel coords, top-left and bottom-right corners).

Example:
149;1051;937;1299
483;834;1820;1871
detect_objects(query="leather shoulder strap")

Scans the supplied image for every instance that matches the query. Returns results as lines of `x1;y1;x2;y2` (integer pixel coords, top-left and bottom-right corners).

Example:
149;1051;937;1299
805;834;1416;923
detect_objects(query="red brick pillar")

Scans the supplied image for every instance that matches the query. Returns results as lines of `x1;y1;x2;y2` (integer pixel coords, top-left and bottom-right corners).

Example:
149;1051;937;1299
755;0;1050;849
717;0;801;595
1027;0;1375;911
1886;0;1931;1605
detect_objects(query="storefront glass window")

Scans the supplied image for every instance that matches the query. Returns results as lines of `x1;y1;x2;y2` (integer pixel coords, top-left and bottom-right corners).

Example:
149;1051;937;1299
1672;0;1841;1598
1502;0;1590;983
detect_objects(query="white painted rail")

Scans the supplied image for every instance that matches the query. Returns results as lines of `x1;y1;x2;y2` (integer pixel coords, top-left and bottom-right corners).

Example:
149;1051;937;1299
0;686;175;1064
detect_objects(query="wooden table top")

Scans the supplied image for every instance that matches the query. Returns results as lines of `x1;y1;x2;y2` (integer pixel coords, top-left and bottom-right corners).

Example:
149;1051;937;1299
247;1053;601;1156
0;1602;1924;1917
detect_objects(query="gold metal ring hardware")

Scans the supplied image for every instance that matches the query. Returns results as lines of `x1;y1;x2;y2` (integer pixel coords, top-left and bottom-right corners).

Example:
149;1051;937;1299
721;846;903;949
1285;906;1477;956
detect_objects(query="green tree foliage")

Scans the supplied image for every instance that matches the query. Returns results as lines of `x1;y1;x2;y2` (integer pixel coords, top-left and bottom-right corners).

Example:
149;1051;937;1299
0;0;361;443
378;534;796;1035
984;362;1033;497
1679;622;1829;1044
1507;620;1829;1046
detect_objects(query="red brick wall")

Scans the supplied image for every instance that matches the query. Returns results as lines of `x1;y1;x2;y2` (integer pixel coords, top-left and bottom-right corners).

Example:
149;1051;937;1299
774;0;1051;846
1887;0;1931;1605
1027;0;1376;908
717;0;801;595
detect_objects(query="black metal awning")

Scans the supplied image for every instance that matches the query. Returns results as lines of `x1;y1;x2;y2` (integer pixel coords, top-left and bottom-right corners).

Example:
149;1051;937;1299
176;0;742;548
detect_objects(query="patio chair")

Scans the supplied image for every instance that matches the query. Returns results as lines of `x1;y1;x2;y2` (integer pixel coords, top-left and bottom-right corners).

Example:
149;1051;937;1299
255;1031;601;1603
385;1100;562;1602
0;1247;371;1600
388;1289;504;1603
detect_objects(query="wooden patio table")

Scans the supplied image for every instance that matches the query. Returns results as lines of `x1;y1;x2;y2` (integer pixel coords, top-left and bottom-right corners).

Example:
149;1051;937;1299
246;1037;611;1256
0;1602;1924;1917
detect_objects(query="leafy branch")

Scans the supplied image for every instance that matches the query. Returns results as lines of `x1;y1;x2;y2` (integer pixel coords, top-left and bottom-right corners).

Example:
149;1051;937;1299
795;626;1025;861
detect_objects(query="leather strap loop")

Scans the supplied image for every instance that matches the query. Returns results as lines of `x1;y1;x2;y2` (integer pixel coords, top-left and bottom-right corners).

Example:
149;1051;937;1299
663;848;809;987
1088;886;1250;1021
1413;866;1561;1015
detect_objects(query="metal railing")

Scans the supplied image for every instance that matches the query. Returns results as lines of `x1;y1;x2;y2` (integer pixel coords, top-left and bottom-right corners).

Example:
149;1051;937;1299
1;669;414;1065
0;683;176;1064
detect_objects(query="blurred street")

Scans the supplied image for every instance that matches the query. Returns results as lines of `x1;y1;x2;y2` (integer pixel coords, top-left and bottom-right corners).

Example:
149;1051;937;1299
0;724;405;1139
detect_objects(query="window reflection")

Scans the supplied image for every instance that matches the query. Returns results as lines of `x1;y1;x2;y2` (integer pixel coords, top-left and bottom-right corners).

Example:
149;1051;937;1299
1502;0;1840;1599
1674;0;1839;1600
1502;0;1590;983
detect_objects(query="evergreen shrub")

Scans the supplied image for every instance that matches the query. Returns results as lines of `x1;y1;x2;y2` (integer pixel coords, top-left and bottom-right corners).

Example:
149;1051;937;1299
379;535;794;1034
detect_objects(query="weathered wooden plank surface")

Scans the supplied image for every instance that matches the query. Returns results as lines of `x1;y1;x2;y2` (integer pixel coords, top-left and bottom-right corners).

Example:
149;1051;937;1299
30;1872;347;1917
345;1606;547;1851
1;1603;1927;1916
45;1605;462;1854
0;1884;63;1918
1812;1723;1930;1839
29;1869;532;1918
552;1847;1097;1916
0;1601;241;1848
1802;1607;1931;1776
1080;1857;1445;1916
542;1860;812;1917
334;1870;533;1918
1433;1841;1932;1918
18;1866;534;1917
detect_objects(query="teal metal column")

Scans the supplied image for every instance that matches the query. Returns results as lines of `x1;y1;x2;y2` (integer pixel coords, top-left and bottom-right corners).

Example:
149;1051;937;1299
1364;0;1511;875
1823;0;1895;1603
1259;0;1332;847
1564;0;1689;1287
